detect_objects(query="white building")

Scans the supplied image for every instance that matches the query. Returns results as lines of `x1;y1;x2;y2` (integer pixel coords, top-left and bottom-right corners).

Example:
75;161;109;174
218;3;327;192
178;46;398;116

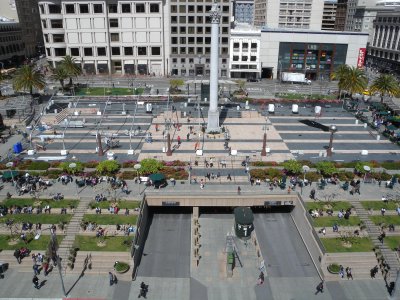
38;0;168;75
259;28;369;79
254;0;324;30
229;25;261;79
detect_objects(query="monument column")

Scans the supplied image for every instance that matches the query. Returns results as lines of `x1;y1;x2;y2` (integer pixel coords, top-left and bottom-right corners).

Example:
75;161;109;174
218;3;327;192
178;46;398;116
207;3;221;133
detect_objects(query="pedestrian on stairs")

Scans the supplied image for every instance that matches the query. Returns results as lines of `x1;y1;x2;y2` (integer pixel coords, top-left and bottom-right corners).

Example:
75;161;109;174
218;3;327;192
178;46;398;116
346;267;353;280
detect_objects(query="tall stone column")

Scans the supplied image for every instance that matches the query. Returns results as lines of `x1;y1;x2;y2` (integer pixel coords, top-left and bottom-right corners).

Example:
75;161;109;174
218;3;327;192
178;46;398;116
207;3;221;133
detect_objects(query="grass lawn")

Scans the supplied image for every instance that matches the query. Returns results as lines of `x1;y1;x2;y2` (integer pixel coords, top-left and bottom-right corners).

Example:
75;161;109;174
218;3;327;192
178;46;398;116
312;216;361;227
93;200;140;210
0;234;64;251
384;236;400;250
321;237;374;252
306;201;352;211
74;235;132;252
82;214;137;225
1;198;79;209
361;201;399;211
0;214;72;224
75;87;144;96
370;215;400;225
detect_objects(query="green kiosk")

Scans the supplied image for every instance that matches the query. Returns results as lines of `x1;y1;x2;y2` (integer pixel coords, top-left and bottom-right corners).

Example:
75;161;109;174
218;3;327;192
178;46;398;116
234;207;254;240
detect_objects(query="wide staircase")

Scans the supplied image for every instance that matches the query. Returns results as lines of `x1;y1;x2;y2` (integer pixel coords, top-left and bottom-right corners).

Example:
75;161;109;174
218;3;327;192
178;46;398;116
323;252;383;280
350;200;400;283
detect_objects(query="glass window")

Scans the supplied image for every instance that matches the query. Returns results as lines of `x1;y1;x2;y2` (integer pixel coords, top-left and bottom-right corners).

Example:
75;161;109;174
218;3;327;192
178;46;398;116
97;47;106;56
109;19;118;28
42;20;47;29
111;47;120;55
181;58;186;63
138;47;147;55
124;47;133;55
110;33;119;42
51;19;63;28
121;4;131;13
180;47;186;54
171;37;178;44
53;34;64;43
65;4;75;14
136;4;145;13
150;3;159;12
109;4;118;13
171;16;177;24
70;48;80;56
151;47;161;55
55;48;66;56
93;4;103;13
84;47;93;56
79;4;89;13
49;4;61;14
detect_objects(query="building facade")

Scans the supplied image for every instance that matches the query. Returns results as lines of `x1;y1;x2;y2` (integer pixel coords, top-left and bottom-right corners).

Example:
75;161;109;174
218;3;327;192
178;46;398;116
259;28;369;79
169;0;231;77
229;25;261;79
253;0;324;30
344;0;378;31
367;9;400;75
38;0;167;76
233;0;254;25
322;0;337;30
0;18;25;66
15;0;44;57
334;0;348;30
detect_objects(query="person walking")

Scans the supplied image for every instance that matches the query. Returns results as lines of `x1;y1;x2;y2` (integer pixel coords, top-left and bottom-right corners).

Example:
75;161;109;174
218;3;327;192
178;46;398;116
33;264;40;275
14;249;21;264
138;282;148;298
32;275;40;289
257;271;265;285
346;267;353;280
315;280;324;294
109;271;114;286
237;186;241;195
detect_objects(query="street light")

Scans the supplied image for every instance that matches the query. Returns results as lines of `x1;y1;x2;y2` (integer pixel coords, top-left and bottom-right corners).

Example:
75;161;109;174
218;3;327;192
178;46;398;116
69;163;79;197
261;123;269;156
302;165;310;195
134;163;141;195
327;125;337;157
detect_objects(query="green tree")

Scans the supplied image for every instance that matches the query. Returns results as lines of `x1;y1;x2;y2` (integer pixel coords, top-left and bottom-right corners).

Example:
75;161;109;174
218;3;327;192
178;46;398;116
281;159;302;175
59;161;84;174
370;74;400;103
13;65;45;94
343;66;368;98
139;158;163;175
51;65;69;91
169;79;184;93
330;64;350;98
315;161;337;176
354;162;372;175
96;160;120;175
61;55;82;86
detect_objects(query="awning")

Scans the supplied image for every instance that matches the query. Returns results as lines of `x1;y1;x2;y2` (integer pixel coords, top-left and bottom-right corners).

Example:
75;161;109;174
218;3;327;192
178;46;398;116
386;125;397;131
378;111;390;115
2;170;19;179
371;102;385;109
149;173;166;182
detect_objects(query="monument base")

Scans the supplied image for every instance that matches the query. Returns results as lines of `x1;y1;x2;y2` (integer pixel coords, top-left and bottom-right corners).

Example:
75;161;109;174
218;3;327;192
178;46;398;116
206;109;220;133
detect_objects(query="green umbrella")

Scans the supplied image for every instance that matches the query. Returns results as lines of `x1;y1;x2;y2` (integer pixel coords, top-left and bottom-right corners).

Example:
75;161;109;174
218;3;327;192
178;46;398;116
387;125;397;131
378;111;390;115
149;173;166;182
2;170;19;179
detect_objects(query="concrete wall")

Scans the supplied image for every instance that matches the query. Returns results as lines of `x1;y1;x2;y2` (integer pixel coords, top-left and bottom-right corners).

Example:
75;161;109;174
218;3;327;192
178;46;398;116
291;193;325;278
131;196;149;280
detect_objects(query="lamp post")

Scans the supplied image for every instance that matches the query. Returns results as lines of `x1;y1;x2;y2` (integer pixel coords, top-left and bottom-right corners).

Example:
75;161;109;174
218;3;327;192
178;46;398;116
69;162;79;197
302;165;310;195
134;163;141;195
327;125;337;157
261;124;269;156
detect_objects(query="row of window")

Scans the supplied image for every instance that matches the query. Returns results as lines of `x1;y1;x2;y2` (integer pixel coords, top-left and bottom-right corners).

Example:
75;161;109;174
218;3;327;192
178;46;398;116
171;15;230;24
0;43;24;55
171;36;228;44
50;46;162;57
171;69;228;76
232;56;257;62
0;35;22;42
171;46;228;55
0;26;20;33
42;19;63;29
171;57;227;64
40;3;160;15
170;4;229;13
170;26;229;34
232;42;258;49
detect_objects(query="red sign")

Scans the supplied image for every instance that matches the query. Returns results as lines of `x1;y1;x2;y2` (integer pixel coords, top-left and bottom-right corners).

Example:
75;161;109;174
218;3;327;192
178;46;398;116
357;48;366;69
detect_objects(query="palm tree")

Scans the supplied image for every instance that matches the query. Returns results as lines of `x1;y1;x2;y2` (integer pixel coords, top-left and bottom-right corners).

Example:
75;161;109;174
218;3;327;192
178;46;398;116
61;55;81;86
370;74;400;103
13;65;45;95
344;66;368;98
51;65;69;91
330;64;350;98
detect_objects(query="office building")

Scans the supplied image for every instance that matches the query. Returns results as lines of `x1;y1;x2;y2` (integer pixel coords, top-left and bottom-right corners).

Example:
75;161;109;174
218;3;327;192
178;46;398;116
15;0;44;57
334;0;348;30
233;0;254;25
253;0;324;30
322;0;338;30
38;0;167;75
169;0;231;77
0;17;25;66
344;0;378;31
367;8;400;75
